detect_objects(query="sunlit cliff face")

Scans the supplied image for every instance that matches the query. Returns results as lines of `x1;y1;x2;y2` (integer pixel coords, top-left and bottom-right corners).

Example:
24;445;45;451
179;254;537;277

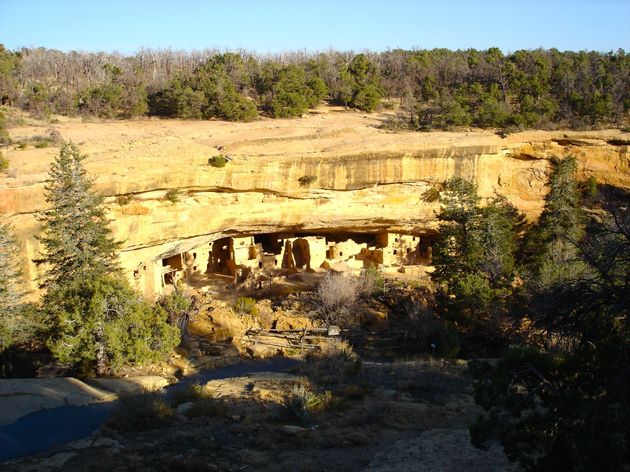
1;109;628;297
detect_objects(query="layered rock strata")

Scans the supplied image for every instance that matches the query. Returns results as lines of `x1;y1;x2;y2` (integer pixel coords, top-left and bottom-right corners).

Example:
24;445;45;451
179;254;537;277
1;109;628;297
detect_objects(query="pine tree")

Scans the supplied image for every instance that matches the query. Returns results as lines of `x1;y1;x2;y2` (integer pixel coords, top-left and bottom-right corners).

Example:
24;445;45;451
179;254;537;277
35;142;120;288
37;142;179;374
0;222;26;351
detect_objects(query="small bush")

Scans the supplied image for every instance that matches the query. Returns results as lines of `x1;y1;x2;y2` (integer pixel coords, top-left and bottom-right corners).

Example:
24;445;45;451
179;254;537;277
233;297;258;316
171;382;212;406
158;290;192;328
186;398;226;419
298;175;317;187
208;155;227;168
357;266;384;297
316;272;359;326
409;312;461;358
283;385;321;424
303;338;361;384
115;194;132;206
0;152;8;172
107;393;173;432
164;189;180;203
0;111;10;145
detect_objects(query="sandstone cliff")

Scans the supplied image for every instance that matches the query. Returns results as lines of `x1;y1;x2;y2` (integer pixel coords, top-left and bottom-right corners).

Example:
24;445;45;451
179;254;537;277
1;107;628;296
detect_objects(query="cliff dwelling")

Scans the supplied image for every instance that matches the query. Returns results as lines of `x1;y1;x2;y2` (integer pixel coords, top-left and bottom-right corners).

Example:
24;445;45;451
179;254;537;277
133;231;436;298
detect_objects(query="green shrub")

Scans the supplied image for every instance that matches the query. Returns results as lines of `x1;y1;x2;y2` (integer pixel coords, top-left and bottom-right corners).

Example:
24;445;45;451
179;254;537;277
298;175;317;186
46;275;180;375
164;189;180;203
115;194;132;206
107;393;173;432
233;297;258;316
157;290;192;327
352;84;381;112
283;385;321;424
0;111;10;145
0;152;8;172
208;155;227;168
357;266;384;297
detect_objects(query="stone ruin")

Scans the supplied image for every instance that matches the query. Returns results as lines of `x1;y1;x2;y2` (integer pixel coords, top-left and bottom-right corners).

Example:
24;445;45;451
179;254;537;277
131;231;436;298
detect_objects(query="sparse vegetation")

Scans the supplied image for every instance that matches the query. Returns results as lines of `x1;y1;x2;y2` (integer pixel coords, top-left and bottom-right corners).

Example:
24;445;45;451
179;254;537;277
13;129;62;150
107;393;173;432
186;398;226;419
316;272;360;326
164;188;180;203
298;175;317;186
283;384;338;424
0;151;7;171
233;296;258;316
115;194;132;206
208;154;227;168
171;382;214;406
302;338;361;385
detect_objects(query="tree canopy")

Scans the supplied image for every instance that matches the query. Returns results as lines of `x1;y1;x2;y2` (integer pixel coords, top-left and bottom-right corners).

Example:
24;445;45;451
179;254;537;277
1;46;628;128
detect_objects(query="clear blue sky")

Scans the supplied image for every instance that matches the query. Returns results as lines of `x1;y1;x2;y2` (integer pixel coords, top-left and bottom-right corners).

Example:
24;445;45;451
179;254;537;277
1;0;629;54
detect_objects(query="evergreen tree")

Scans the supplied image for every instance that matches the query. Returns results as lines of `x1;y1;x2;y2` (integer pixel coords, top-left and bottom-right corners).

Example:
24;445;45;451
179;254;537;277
470;186;630;472
522;157;586;290
46;275;179;374
35;142;120;288
0;222;26;352
37;143;179;374
432;178;523;351
432;177;482;287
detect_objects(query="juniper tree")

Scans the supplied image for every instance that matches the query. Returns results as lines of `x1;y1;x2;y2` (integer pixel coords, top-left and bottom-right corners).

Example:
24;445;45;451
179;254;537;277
37;142;179;374
521;157;588;305
470;183;630;472
431;178;523;351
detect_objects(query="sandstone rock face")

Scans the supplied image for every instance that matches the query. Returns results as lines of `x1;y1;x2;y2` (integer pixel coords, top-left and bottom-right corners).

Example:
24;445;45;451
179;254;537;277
1;109;628;298
0;375;171;425
0;378;113;425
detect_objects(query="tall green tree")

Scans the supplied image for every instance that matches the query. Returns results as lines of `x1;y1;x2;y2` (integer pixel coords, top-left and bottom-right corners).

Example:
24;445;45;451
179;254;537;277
432;178;523;350
0;222;26;352
470;187;630;472
432;177;482;287
35;142;120;288
522;157;586;290
37;142;179;374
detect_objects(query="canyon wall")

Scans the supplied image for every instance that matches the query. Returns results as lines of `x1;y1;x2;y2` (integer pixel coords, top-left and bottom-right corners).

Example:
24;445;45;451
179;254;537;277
1;109;628;297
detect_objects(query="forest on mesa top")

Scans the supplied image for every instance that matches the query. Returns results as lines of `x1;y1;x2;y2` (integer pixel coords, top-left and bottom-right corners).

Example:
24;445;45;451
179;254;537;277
0;46;629;129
